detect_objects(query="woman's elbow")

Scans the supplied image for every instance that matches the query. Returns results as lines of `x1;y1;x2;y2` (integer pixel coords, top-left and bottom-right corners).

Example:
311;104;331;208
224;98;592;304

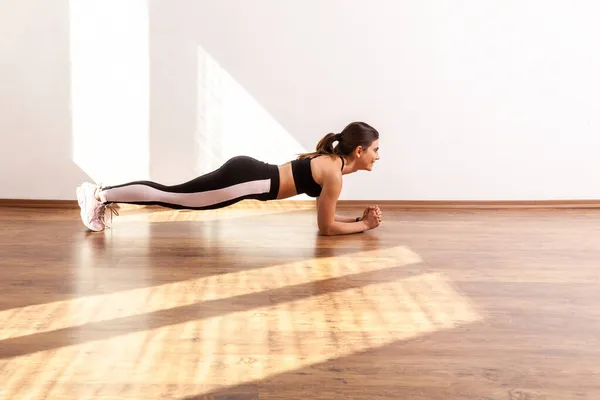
318;223;335;236
318;227;331;236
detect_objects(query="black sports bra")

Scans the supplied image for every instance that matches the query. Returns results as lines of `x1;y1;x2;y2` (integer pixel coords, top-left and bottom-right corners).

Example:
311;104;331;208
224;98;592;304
290;155;344;198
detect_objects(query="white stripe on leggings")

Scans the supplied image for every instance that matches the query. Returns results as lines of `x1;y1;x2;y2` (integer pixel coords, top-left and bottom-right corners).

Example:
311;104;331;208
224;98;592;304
103;179;272;208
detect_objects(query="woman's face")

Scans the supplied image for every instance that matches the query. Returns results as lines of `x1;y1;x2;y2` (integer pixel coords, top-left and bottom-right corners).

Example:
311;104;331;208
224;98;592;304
359;139;380;171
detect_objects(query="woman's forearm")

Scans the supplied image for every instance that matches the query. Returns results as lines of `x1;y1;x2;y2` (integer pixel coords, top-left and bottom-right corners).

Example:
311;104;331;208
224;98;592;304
335;214;361;223
319;220;368;236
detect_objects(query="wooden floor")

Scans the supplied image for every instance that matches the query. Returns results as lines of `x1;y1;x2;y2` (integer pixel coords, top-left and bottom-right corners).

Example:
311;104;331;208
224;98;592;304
1;203;599;400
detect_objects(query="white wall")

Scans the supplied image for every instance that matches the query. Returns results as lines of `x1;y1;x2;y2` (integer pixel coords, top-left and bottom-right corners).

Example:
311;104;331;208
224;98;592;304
1;0;599;201
0;0;89;200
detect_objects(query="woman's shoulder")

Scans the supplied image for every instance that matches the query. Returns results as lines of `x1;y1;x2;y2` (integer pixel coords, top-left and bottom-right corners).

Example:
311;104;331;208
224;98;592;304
316;154;343;169
312;155;343;184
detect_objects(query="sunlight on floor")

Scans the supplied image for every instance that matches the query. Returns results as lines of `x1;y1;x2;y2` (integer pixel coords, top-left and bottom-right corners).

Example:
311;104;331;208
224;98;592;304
0;246;421;338
108;200;316;223
1;273;480;399
1;245;482;399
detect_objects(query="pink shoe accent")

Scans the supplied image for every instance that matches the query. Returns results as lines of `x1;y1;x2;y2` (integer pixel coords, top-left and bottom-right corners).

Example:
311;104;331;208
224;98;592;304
76;182;105;232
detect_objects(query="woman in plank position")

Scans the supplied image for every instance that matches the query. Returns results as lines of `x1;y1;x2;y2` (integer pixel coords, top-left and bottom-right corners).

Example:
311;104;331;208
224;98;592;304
76;121;382;235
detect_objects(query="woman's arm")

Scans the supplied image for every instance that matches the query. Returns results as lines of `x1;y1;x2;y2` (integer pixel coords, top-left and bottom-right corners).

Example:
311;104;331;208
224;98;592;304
315;174;368;236
335;214;362;223
315;199;362;222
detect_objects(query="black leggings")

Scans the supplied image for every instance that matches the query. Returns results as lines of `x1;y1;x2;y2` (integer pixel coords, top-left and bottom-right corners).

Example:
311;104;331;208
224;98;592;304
100;156;280;210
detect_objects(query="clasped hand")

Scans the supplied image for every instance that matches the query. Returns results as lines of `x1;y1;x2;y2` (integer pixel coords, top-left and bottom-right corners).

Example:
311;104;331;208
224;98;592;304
361;205;382;230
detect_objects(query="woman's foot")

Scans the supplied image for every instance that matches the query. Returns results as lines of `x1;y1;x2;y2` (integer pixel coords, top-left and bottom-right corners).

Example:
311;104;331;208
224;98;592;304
76;182;106;231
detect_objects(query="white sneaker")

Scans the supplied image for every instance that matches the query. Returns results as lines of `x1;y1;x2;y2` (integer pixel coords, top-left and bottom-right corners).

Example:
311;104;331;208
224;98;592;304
76;182;105;231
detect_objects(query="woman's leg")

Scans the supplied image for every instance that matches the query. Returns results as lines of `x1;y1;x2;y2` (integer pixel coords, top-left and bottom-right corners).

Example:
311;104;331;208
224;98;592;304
76;155;280;231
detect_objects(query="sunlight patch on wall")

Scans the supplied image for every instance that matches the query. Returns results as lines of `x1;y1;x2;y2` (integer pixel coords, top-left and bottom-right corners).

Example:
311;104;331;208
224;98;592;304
69;0;149;184
194;45;308;193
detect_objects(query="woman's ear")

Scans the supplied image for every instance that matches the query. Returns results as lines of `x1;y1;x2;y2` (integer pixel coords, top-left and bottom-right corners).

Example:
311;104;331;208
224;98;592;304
355;145;363;157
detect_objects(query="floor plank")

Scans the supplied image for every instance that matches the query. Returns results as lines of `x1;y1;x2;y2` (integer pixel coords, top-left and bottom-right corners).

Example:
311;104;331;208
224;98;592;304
1;204;599;399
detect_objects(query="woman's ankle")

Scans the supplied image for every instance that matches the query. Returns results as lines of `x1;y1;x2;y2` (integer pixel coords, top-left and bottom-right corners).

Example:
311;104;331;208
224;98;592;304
95;187;106;203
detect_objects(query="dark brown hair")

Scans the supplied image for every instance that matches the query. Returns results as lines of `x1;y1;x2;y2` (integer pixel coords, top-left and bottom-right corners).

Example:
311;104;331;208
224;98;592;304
297;121;379;159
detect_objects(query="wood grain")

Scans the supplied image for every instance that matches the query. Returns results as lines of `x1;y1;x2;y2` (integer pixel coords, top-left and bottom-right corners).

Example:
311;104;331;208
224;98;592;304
0;205;599;399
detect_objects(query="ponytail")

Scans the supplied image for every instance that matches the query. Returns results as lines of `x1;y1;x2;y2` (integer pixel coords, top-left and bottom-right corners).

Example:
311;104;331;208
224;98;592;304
296;132;340;159
296;122;379;160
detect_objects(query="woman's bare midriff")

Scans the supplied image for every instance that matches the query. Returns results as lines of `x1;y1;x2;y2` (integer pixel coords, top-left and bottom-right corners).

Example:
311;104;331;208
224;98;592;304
276;162;298;199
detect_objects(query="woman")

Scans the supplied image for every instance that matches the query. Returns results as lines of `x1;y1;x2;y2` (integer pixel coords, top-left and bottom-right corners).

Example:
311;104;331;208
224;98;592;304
77;121;383;235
